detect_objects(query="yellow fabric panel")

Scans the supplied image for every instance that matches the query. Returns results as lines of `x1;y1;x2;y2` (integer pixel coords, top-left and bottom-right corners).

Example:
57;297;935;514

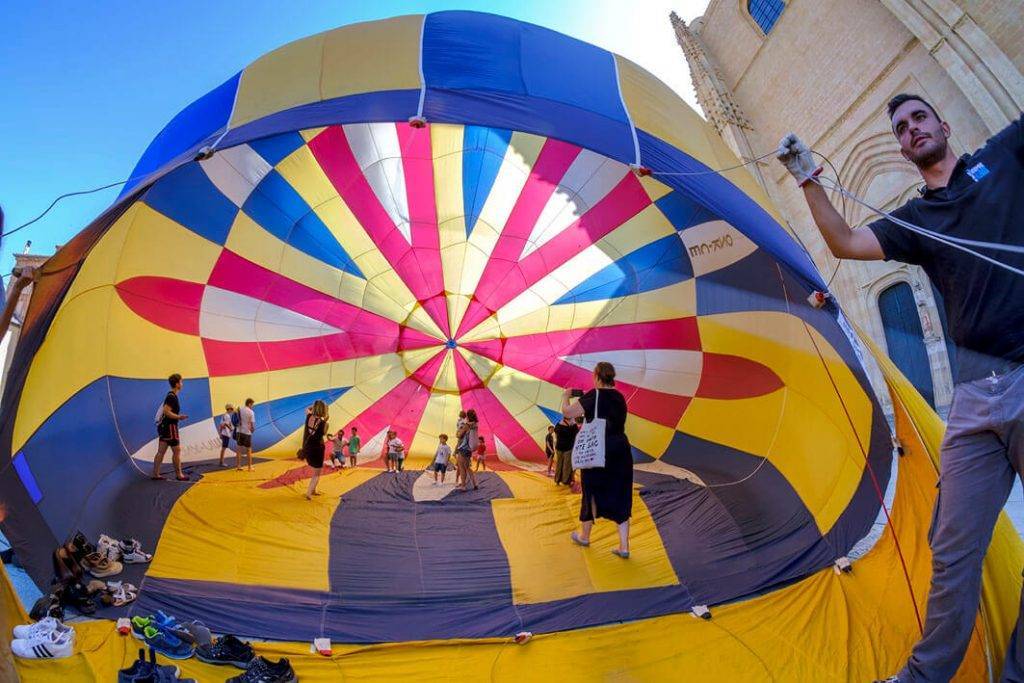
430;124;470;332
231;17;422;129
409;391;462;457
115;204;221;284
107;294;208;381
0;560;27;682
493;489;677;605
627;412;679;459
614;56;783;228
693;312;871;534
62;203;136;301
12;288;113;452
231;32;325;129
210;358;359;414
638;174;673;202
319;16;422;107
492;496;593;604
149;463;376;590
299;127;326;142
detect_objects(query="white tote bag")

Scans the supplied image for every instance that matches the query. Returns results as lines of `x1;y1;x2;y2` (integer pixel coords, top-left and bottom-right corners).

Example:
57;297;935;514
571;389;606;469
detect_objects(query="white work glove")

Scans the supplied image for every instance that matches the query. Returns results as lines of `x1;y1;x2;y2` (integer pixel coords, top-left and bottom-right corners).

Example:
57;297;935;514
776;133;820;186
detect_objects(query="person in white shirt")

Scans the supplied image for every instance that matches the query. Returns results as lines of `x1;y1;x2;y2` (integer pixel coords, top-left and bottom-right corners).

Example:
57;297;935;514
433;434;452;485
217;404;234;468
236;398;256;471
386;431;404;474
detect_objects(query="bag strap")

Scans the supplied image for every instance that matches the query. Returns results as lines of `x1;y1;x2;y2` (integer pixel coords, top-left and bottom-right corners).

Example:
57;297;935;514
593;389;599;419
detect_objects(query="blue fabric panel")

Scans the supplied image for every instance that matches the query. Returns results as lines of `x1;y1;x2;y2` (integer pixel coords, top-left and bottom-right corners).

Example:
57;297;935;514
655;191;720;232
555;234;693;305
242;171;363;277
108;377;212;456
696;249;789;317
12;452;41;504
425;89;636;164
538;405;562;426
462;126;511;236
423;12;627;126
142;163;238;245
654;431;831;605
251;387;350;452
122;72;240;197
639;130;825;291
248;132;307;167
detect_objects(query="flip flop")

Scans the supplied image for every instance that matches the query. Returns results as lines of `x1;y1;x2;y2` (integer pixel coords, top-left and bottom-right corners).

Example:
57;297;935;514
570;532;590;548
175;475;189;482
150;475;167;481
611;548;630;559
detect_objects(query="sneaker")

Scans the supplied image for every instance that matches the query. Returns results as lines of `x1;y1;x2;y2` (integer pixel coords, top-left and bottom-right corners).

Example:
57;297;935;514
97;534;123;563
11;627;74;659
118;647;185;683
131;612;192;643
80;550;122;577
12;616;72;640
141;624;193;659
119;538;152;564
196;634;256;668
227;656;297;683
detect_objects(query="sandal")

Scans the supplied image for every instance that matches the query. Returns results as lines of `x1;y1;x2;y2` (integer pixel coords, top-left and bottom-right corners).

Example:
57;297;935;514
111;582;138;606
150;475;167;481
175;474;189;482
570;532;590;548
611;548;630;559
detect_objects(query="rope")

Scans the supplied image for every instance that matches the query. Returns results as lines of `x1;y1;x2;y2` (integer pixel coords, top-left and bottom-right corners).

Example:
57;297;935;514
650;150;778;176
802;320;924;634
2;180;127;238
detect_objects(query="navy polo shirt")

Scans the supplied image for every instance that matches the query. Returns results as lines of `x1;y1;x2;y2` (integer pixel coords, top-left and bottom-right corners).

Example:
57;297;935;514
868;113;1024;383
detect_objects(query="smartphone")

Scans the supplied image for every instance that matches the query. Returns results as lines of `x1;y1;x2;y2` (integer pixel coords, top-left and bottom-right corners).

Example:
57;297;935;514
570;388;585;398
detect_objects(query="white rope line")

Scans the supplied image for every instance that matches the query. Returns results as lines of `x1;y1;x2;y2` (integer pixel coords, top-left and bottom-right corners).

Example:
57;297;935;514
813;175;1024;278
649;150;777;176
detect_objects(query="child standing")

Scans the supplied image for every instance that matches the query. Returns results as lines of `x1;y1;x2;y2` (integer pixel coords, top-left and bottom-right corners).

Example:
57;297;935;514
218;404;234;467
433;434;452;484
474;436;487;471
387;430;405;473
347;426;360;468
328;428;346;469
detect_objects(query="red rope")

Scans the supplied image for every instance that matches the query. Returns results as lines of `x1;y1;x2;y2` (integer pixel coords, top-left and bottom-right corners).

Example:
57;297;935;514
802;321;924;634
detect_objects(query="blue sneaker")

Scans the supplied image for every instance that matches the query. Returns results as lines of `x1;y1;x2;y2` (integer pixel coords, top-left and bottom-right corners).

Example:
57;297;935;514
141;625;193;660
118;647;191;682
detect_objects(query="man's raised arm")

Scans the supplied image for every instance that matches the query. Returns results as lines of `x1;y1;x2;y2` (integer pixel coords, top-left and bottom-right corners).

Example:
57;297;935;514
777;133;885;261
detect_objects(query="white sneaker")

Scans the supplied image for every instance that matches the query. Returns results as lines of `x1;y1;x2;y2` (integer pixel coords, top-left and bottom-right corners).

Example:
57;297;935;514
12;616;71;640
11;627;74;659
97;534;122;563
118;538;152;564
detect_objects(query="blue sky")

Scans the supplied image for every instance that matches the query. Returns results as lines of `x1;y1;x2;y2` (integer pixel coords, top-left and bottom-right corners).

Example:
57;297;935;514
0;1;707;276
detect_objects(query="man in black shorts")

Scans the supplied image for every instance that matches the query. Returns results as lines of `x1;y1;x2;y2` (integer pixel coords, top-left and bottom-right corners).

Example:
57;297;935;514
153;373;188;481
778;98;1024;681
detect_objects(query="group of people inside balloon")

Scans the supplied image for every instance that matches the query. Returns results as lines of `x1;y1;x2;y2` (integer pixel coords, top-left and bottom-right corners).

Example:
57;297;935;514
149;361;635;556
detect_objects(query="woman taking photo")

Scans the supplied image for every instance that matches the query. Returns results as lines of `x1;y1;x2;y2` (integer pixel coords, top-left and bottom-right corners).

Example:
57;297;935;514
561;362;632;558
302;400;329;500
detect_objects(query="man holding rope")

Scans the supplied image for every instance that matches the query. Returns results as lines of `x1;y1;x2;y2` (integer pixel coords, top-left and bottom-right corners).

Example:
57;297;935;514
778;97;1024;682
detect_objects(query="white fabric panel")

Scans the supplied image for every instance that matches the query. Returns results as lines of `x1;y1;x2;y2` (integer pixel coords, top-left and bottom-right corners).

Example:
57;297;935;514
494;436;545;471
560;349;703;397
199;144;272;207
520;150;628;259
356;426;391;464
199;286;338;342
474;139;534;238
678;220;758;277
343;123;412;243
130;417;229;463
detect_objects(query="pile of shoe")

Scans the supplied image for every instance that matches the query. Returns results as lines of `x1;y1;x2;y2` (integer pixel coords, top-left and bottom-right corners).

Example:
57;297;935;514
56;530;122;579
98;534;153;565
130;611;212;660
10;616;74;660
87;579;139;607
119;647;196;683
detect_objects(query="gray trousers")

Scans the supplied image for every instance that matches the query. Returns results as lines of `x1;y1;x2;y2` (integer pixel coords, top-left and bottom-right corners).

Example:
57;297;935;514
901;364;1024;682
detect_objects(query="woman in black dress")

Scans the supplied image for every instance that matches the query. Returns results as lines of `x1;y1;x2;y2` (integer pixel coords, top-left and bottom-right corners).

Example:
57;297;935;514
560;362;633;558
302;400;329;500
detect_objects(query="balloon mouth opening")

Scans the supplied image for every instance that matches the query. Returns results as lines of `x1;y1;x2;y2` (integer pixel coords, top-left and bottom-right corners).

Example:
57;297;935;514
445;339;458;349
